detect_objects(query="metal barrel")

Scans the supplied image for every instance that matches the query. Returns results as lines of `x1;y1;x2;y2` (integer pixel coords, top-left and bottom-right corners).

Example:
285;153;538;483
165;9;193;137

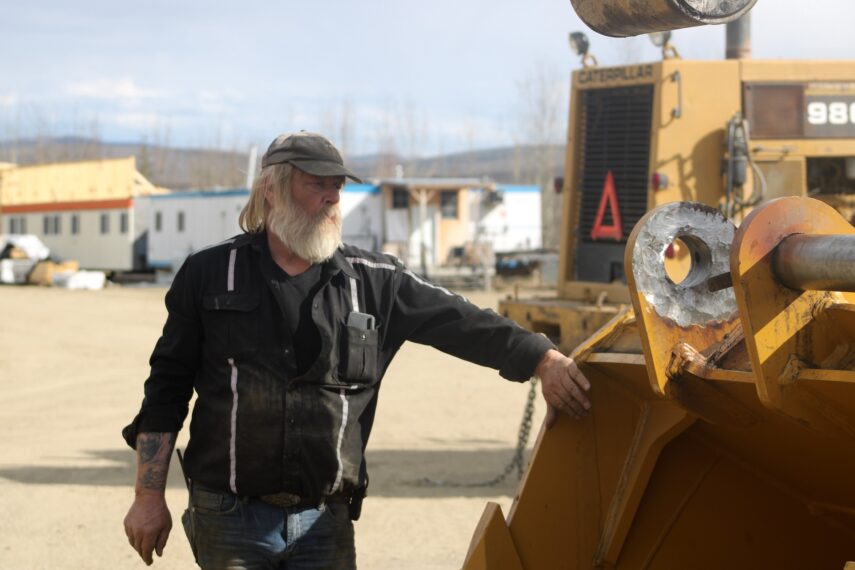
772;234;855;292
569;0;757;37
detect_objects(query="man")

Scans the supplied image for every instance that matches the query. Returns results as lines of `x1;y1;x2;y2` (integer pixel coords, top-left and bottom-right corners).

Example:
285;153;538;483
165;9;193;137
122;131;590;569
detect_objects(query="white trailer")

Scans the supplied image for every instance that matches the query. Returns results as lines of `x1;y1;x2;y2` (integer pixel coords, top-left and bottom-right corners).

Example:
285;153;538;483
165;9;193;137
2;198;145;271
475;184;542;253
146;185;383;270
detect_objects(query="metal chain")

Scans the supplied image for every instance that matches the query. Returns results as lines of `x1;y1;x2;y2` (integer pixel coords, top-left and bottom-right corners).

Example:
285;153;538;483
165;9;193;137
413;377;539;488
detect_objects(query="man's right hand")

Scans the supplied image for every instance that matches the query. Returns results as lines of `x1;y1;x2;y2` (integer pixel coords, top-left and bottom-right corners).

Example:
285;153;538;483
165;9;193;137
534;348;591;428
124;491;172;566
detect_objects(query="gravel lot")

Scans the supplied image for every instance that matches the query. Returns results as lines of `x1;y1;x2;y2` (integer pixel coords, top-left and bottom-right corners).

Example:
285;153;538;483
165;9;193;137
0;285;546;569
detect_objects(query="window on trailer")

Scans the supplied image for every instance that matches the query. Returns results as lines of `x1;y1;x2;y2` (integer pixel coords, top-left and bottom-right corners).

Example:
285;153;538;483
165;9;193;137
42;215;60;235
440;190;459;219
177;211;185;233
120;212;129;234
100;213;110;234
155;211;162;232
71;214;80;235
392;187;409;209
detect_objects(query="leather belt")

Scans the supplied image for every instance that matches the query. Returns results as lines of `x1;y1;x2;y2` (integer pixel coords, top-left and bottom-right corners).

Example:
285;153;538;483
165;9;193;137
258;492;303;508
257;492;348;509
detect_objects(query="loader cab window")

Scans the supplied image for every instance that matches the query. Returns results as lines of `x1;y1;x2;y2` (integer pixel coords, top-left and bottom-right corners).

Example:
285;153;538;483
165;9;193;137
807;157;855;195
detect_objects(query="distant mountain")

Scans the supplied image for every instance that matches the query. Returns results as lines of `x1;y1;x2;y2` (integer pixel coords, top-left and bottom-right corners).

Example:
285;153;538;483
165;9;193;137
0;137;565;190
349;145;565;184
0;137;249;190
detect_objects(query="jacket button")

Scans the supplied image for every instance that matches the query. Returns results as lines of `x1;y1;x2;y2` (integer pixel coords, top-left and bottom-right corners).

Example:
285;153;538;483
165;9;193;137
284;347;291;355
288;417;296;425
313;303;318;309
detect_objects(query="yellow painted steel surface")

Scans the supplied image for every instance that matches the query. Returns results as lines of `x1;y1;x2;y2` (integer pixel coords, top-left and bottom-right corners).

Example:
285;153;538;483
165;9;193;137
465;198;855;569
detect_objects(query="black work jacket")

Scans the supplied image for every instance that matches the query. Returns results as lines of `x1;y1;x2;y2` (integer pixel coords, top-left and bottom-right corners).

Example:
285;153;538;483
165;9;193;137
123;232;554;500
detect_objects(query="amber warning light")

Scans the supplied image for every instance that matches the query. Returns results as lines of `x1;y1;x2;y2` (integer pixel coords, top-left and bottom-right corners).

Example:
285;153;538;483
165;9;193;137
651;172;669;191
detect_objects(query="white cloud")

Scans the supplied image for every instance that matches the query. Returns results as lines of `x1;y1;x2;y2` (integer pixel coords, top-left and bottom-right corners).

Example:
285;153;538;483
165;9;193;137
355;102;512;153
113;112;166;129
65;78;165;102
198;91;227;114
195;89;248;115
0;92;18;107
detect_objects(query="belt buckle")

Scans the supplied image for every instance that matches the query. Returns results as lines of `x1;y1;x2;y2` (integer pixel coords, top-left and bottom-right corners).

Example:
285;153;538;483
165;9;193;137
259;492;302;508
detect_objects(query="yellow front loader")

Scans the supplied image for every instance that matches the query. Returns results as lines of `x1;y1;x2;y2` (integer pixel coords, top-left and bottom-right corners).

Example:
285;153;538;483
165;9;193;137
466;196;855;569
503;2;855;355
464;2;855;568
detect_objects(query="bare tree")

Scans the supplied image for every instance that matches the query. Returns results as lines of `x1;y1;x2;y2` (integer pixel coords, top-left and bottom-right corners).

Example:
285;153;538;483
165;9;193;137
374;102;399;179
514;61;568;249
397;99;423;161
84;116;103;160
151;120;172;181
66;112;103;161
29;104;57;165
0;104;22;164
322;99;357;160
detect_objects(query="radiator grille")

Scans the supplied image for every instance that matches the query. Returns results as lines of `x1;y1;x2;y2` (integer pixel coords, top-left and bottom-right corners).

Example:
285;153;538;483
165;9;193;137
577;85;654;243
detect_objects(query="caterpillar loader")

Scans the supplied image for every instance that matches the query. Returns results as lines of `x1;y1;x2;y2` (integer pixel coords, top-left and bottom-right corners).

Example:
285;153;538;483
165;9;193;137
464;1;855;568
502;2;855;354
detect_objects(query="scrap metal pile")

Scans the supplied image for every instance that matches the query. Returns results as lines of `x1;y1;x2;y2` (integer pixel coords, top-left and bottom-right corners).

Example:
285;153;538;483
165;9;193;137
0;235;105;289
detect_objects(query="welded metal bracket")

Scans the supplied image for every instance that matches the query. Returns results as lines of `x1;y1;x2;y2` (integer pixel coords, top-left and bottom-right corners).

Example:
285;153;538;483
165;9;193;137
626;202;741;396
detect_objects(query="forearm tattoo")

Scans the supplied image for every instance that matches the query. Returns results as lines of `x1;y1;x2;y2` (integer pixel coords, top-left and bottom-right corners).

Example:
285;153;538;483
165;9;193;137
136;432;177;492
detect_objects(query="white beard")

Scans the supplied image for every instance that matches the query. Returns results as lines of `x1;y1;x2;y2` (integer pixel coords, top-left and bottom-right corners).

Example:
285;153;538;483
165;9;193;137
267;193;342;264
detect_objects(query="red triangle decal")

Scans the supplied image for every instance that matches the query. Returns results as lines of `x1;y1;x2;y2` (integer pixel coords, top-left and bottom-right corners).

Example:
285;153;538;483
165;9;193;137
590;171;623;241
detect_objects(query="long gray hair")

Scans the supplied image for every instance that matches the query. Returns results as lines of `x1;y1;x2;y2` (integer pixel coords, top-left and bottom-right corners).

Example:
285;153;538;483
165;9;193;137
238;163;293;233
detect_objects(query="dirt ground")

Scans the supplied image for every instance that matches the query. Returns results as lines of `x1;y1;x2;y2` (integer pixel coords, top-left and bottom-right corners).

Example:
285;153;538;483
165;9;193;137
0;284;547;570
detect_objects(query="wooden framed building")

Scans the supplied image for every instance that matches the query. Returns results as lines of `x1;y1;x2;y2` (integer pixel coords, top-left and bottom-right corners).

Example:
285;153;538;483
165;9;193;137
0;157;164;271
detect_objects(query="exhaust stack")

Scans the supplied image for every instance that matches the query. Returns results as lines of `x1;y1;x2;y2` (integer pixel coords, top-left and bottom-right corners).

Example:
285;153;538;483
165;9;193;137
726;13;751;59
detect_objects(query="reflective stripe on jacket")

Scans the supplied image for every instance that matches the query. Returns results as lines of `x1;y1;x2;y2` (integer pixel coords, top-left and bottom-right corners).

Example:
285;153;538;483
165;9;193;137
123;232;554;500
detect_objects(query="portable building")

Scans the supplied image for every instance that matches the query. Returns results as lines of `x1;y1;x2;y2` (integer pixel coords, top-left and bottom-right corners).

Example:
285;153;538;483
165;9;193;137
0;157;162;271
475;184;542;252
146;184;382;270
376;179;541;272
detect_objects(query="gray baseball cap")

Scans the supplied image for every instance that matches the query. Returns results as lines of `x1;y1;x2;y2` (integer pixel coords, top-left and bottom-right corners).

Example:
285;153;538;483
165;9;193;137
261;131;362;183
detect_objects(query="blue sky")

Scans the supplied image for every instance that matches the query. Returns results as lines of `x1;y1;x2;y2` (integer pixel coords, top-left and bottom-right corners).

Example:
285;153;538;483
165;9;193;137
3;0;854;157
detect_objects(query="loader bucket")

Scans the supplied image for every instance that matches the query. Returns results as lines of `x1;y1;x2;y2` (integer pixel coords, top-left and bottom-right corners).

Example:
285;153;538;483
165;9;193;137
463;198;855;570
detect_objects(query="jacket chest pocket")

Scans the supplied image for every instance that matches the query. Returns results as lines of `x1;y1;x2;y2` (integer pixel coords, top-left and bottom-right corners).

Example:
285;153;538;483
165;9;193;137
339;323;379;383
201;293;260;357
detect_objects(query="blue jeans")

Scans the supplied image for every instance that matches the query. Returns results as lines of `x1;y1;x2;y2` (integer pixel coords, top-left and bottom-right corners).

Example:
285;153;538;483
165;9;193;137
181;484;356;570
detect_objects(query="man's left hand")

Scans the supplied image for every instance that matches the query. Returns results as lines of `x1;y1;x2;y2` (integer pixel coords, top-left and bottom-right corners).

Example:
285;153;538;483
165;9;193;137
534;349;591;428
